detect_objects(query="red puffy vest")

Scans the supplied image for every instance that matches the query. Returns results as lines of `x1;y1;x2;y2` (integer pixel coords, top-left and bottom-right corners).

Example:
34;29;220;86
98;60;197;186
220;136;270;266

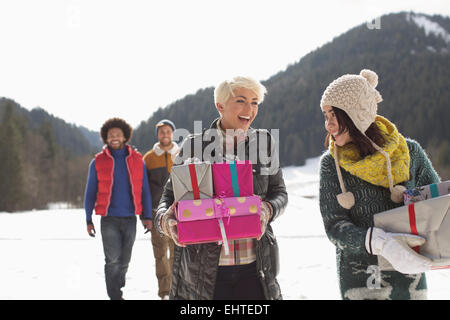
94;145;143;216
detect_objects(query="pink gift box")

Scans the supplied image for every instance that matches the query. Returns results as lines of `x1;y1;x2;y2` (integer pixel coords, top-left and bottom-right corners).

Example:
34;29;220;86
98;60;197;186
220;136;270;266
212;160;253;197
175;195;261;245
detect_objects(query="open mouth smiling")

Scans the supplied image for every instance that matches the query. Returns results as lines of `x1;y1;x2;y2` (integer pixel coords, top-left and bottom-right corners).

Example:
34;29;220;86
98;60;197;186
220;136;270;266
238;115;251;123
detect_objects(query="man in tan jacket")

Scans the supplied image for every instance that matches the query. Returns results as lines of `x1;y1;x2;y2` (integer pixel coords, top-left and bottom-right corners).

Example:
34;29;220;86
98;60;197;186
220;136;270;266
143;119;179;300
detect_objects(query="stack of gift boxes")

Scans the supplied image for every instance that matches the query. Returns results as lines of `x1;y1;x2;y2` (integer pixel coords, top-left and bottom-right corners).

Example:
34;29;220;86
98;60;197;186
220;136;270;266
170;160;450;270
170;160;261;254
374;180;450;270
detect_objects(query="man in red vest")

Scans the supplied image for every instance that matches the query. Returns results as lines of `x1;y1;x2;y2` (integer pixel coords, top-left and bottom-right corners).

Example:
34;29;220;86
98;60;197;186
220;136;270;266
84;118;152;300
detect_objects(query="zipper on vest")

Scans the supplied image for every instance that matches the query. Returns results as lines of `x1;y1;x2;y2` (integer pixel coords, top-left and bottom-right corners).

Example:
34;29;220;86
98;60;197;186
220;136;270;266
126;151;139;216
105;152;115;216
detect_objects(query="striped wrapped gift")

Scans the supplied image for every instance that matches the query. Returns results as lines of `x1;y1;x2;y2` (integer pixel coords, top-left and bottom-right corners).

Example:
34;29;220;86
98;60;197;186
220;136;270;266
403;180;450;205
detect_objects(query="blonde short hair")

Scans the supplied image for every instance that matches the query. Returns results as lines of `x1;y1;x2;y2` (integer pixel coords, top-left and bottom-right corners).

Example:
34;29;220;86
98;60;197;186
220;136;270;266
214;76;267;106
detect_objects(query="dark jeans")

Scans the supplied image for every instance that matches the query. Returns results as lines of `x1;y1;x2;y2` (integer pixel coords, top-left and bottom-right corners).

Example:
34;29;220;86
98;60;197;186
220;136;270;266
100;216;137;300
213;262;266;300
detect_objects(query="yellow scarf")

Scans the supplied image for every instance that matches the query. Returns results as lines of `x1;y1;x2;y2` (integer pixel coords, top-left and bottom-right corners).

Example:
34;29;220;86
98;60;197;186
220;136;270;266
329;115;410;188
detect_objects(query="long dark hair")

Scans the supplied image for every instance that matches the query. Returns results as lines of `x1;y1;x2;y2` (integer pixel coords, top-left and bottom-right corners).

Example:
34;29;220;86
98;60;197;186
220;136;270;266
324;107;386;158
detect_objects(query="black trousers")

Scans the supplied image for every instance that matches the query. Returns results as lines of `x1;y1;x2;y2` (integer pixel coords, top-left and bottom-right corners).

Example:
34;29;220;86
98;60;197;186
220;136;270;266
213;262;266;300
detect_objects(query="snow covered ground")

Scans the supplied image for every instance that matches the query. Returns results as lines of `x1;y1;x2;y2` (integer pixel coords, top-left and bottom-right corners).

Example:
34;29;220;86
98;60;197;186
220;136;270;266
0;157;449;300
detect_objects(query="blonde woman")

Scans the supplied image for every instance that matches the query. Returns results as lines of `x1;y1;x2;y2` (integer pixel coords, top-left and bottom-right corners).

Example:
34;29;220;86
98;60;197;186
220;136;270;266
155;76;288;300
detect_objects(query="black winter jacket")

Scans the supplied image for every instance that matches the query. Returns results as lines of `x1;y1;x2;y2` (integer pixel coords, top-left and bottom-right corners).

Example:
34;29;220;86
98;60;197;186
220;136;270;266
155;119;288;300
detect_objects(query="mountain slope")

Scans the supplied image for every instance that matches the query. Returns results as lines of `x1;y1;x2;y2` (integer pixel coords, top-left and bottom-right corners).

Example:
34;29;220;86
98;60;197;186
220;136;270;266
131;12;450;178
0;98;101;155
0;98;98;211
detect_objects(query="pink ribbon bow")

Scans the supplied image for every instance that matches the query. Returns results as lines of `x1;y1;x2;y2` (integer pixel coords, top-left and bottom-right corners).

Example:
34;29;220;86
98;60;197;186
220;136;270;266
215;191;232;225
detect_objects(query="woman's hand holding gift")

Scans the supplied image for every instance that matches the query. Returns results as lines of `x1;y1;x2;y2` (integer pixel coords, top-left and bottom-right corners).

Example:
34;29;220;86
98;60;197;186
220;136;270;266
257;201;273;240
160;203;186;247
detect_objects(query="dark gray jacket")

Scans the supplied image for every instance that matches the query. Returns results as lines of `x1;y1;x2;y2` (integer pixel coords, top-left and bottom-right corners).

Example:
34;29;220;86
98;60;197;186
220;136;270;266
155;119;288;300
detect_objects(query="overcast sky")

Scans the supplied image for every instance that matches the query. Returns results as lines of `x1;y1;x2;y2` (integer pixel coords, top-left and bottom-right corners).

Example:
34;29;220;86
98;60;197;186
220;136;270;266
0;0;449;131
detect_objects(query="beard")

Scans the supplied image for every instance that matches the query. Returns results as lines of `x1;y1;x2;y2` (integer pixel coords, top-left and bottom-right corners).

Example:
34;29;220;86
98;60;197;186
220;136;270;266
108;140;125;150
159;138;172;148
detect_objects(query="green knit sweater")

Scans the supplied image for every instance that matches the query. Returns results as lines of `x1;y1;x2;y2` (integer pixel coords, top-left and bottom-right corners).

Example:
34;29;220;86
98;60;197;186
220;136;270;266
319;139;440;300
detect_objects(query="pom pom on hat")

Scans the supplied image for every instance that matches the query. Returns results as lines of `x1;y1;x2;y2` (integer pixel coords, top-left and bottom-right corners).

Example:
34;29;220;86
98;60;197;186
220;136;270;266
360;69;383;103
360;69;378;88
337;192;355;210
390;185;406;203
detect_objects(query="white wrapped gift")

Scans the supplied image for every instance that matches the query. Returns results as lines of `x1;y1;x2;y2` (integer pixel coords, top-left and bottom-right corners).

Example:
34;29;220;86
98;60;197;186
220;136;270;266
374;194;450;271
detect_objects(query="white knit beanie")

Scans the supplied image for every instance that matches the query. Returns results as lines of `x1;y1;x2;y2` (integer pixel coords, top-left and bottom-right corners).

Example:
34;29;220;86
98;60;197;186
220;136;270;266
321;69;405;209
321;69;382;133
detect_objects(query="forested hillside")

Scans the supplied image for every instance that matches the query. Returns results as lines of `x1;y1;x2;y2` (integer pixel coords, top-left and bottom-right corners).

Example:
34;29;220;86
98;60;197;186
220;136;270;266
132;12;450;179
0;98;97;211
1;12;449;212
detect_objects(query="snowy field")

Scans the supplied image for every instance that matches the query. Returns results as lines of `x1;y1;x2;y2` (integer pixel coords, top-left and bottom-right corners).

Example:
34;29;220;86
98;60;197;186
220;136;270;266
0;157;449;300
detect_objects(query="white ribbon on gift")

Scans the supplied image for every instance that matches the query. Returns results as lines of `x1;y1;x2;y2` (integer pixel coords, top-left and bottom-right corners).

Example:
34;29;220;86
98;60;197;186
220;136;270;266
217;218;229;255
215;193;232;255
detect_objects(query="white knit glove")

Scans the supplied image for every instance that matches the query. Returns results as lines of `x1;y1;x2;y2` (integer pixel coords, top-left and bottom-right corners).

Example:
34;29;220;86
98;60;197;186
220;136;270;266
160;205;186;247
366;227;431;274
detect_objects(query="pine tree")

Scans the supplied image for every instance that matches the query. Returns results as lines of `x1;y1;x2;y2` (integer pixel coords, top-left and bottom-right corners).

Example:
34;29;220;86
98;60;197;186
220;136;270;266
0;103;25;212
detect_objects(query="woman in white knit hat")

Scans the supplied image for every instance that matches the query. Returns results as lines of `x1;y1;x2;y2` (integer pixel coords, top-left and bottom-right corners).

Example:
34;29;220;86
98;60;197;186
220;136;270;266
318;69;441;300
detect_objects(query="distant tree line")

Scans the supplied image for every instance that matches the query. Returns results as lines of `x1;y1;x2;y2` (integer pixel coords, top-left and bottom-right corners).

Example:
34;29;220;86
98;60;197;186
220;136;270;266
1;12;449;212
0;100;95;212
